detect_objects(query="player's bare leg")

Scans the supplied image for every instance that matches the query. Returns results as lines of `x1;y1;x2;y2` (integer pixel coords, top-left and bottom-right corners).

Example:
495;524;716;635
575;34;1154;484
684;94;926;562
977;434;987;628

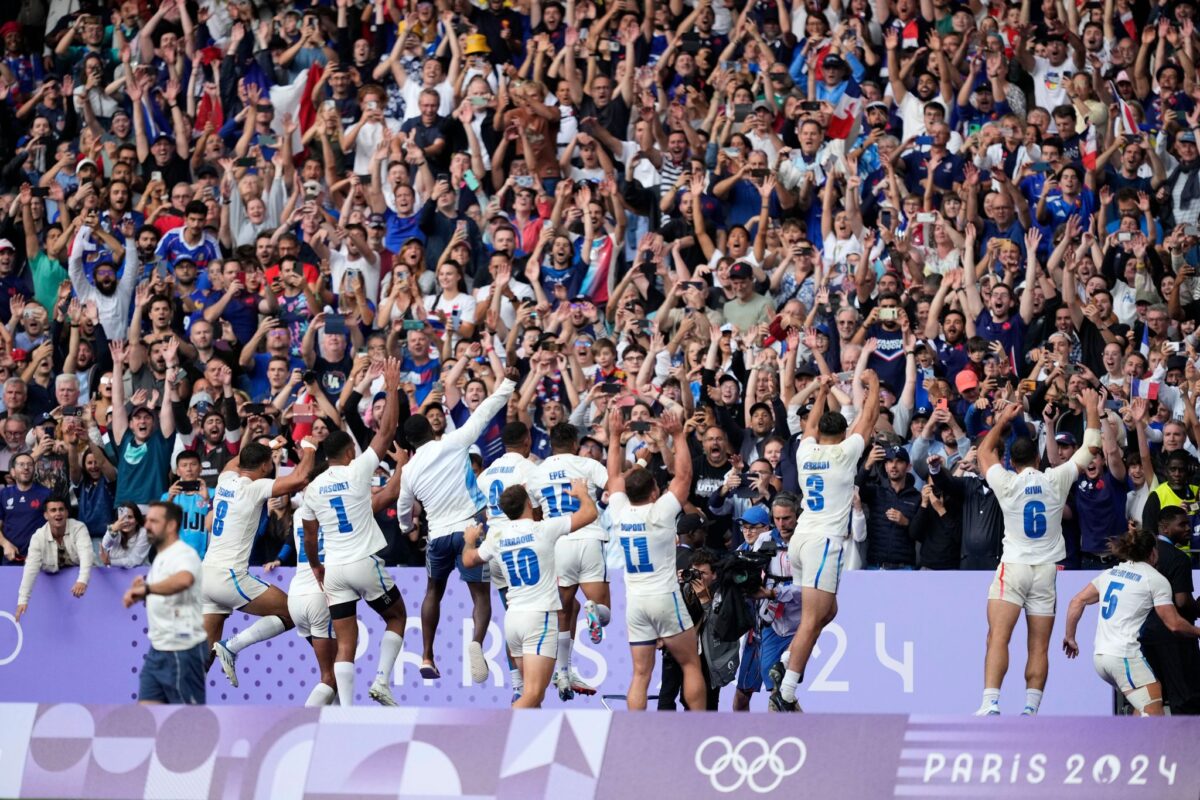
514;653;556;708
1021;613;1054;715
466;580;492;683
978;599;1022;715
420;578;448;677
772;587;836;711
211;587;294;688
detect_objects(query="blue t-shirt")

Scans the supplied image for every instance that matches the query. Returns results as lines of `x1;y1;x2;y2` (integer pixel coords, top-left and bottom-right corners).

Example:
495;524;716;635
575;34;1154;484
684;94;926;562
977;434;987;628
863;323;906;394
155;227;221;273
450;399;506;467
166;488;213;559
401;353;440;405
0;483;52;556
975;311;1026;361
1072;468;1129;554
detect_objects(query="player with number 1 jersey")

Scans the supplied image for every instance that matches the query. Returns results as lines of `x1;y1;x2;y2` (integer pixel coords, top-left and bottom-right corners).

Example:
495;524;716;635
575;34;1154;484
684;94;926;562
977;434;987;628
976;391;1101;716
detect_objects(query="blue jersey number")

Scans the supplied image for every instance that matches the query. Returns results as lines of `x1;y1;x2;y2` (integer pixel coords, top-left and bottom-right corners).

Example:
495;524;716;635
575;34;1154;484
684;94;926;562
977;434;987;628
621;536;654;573
805;475;825;512
1101;581;1125;620
502;547;540;587
1023;500;1047;539
488;480;505;517
211;500;229;538
329;497;352;533
541;483;581;518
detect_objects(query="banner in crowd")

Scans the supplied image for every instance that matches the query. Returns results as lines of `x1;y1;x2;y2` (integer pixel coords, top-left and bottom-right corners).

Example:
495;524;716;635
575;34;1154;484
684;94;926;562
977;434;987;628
0;567;1190;713
0;703;1197;799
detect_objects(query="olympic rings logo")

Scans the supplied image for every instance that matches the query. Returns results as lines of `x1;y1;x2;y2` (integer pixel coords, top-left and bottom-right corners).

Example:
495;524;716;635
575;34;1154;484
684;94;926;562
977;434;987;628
694;735;807;793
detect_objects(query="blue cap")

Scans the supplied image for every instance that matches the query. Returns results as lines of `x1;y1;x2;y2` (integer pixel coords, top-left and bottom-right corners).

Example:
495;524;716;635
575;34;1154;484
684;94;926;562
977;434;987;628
740;505;772;526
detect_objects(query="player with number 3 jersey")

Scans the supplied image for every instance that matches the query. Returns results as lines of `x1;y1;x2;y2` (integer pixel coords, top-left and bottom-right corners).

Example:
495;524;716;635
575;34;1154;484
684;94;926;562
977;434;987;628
975;390;1101;716
462;480;598;707
770;372;881;713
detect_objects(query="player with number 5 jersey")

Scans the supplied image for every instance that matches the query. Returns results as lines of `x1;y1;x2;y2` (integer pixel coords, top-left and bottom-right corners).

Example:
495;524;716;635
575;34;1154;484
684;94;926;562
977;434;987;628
202;435;319;688
462;479;598;707
975;389;1101;717
605;408;702;712
771;372;881;713
1063;525;1200;715
302;358;408;707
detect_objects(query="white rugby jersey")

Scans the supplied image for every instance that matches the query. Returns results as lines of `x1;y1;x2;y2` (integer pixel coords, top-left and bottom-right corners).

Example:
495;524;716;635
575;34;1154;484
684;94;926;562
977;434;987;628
478;452;539;522
289;504;323;596
609;491;682;597
529;453;610;540
202;473;275;569
986;429;1099;565
1091;560;1173;658
301;450;385;566
794;433;865;540
477;516;571;612
396;379;516;538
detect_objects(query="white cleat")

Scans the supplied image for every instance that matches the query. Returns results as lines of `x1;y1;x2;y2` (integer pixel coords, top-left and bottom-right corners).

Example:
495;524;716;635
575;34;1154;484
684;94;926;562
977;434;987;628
583;600;604;644
568;668;596;696
554;669;574;701
1020;706;1038;716
368;679;397;707
213;640;238;688
974;704;1000;716
468;641;489;683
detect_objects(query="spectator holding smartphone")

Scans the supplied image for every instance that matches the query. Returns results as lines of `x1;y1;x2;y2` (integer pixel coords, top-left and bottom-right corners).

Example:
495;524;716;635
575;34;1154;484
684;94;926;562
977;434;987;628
101;503;151;567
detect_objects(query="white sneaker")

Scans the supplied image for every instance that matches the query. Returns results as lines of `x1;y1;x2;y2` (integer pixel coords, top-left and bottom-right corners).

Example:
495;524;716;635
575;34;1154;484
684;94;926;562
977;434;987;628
554;669;574;701
368;679;397;707
583;600;604;644
1021;705;1038;716
569;668;596;696
974;703;1000;716
213;640;238;688
468;641;489;683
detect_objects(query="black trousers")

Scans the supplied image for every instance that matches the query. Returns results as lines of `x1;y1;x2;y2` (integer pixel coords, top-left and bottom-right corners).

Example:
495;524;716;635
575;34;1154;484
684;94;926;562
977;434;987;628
657;650;721;710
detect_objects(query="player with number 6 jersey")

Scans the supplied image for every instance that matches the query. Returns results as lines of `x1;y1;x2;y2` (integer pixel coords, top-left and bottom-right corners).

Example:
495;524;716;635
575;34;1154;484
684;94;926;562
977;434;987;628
605;408;702;712
1063;525;1200;715
462;480;598;708
976;389;1101;717
202;436;319;688
302;358;408;707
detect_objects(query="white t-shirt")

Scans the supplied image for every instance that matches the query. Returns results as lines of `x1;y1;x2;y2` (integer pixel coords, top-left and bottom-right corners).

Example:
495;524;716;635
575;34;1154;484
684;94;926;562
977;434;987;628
529;453;610;540
290;504;323;595
1091;560;1173;658
301;450;384;566
472;280;533;332
986;461;1079;565
609;491;682;596
424;292;478;343
794;433;865;541
399;79;454;123
203;473;275;569
351;118;403;175
330;247;380;306
1031;56;1074;124
146;540;205;651
477;516;571;612
478;451;539;522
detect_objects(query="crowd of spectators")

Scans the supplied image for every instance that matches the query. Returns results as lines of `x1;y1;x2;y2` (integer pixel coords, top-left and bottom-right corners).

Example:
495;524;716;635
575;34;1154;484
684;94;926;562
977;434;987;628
0;0;1199;661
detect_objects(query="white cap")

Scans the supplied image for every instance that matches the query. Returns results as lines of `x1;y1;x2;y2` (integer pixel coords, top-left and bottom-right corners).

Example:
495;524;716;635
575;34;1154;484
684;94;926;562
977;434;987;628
0;239;13;252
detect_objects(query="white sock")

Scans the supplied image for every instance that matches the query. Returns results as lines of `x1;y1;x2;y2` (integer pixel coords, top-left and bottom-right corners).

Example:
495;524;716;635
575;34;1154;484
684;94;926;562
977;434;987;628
510;667;523;691
781;669;801;702
556;632;572;673
1025;688;1043;713
334;661;356;706
981;688;1001;708
225;615;286;654
305;683;335;707
376;631;403;683
595;603;611;626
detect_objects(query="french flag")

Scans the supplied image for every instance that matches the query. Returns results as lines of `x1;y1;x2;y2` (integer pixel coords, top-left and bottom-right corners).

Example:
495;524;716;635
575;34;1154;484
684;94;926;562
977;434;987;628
1130;378;1159;401
1081;125;1098;170
826;81;862;141
1139;323;1151;358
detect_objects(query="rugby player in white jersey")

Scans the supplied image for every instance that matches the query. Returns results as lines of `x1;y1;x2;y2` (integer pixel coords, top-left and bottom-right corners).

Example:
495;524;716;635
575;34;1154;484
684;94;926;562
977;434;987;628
770;371;881;712
1064;524;1200;715
529;422;612;701
975;388;1101;716
303;359;407;706
288;505;336;706
606;408;701;711
476;421;540;700
205;438;318;686
461;479;598;707
397;367;519;682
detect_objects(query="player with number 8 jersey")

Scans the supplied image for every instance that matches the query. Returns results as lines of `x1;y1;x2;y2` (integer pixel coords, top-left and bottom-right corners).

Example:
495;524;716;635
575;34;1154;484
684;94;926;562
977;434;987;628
462;479;598;708
975;389;1102;717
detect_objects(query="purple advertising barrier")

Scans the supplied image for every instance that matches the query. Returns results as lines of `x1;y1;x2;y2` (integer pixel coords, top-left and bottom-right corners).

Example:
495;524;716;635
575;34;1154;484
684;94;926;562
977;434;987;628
0;566;1194;713
1;704;1199;799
